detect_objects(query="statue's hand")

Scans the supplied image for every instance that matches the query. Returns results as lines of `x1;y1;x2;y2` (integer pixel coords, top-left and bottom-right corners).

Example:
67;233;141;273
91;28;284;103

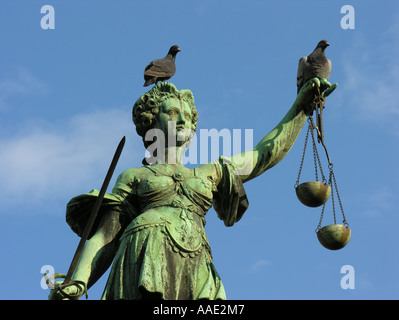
48;281;85;300
297;77;338;115
320;78;338;98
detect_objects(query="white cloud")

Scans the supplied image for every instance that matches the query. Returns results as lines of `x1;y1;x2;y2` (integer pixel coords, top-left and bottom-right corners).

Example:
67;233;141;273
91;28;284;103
340;22;399;127
249;259;271;273
0;107;141;212
358;186;397;218
0;67;48;111
342;58;399;121
356;272;374;292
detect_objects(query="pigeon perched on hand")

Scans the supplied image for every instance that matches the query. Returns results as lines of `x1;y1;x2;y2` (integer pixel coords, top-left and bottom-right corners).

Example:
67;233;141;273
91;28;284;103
143;45;181;87
297;40;331;93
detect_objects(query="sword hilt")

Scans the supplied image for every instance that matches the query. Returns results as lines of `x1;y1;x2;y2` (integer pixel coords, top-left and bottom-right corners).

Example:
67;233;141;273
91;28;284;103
45;272;88;300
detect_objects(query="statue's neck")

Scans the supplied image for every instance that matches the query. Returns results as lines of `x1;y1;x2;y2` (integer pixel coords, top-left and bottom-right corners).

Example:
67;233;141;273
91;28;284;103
157;145;186;165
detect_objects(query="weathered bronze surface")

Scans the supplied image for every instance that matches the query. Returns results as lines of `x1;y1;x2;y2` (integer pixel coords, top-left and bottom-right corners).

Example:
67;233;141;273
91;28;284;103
317;224;351;250
296;181;331;207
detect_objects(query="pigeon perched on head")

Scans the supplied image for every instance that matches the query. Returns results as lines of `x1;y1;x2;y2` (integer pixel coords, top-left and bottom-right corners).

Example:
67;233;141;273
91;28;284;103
297;40;331;93
143;45;181;87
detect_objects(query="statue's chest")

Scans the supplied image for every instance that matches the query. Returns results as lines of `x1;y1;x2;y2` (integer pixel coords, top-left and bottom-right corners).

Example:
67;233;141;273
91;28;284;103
137;168;215;201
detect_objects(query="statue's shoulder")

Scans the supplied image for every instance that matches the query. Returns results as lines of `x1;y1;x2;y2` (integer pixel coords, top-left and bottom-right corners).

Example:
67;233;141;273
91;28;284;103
196;161;223;185
114;166;148;187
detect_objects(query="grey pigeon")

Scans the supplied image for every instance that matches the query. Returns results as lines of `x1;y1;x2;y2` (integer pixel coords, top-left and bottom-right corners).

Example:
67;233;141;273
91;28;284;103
297;40;331;93
143;45;181;87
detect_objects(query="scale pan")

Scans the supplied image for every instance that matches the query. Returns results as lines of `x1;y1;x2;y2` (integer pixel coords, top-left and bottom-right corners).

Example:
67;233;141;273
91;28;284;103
296;181;331;207
317;224;351;250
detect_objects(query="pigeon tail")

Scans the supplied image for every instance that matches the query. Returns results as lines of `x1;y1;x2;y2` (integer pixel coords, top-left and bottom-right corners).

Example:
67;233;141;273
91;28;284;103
144;77;156;87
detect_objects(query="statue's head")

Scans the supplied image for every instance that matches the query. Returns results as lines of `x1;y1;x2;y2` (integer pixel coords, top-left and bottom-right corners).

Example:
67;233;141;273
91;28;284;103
132;82;198;148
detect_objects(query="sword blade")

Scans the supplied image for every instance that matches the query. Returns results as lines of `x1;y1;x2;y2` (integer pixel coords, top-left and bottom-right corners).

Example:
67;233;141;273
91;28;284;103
63;136;126;284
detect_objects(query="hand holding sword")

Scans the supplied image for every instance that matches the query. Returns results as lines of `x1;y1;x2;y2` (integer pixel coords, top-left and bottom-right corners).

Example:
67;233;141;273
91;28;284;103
46;136;126;300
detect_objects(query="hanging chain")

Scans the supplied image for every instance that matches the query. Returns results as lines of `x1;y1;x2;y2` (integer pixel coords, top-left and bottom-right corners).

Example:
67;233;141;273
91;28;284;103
311;83;349;231
309;120;327;183
295;121;311;188
315;85;325;144
330;166;349;227
330;169;337;224
315;168;333;233
295;116;328;189
314;149;350;231
315;202;326;233
312;128;319;181
316;165;350;231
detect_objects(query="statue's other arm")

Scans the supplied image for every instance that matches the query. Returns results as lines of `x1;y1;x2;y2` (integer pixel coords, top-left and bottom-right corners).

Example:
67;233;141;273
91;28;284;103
71;169;137;292
49;169;136;300
48;209;125;300
71;209;125;289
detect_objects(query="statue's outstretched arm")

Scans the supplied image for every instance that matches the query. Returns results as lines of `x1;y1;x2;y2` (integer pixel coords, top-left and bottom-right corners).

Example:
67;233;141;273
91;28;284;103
229;78;337;183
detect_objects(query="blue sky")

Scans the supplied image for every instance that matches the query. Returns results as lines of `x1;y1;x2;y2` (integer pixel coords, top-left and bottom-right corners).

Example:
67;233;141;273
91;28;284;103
1;0;399;300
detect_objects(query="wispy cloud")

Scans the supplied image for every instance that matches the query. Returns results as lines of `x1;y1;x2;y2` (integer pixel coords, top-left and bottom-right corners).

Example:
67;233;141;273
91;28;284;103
0;107;140;212
356;272;374;292
249;259;271;273
356;186;397;218
0;67;49;111
340;19;399;129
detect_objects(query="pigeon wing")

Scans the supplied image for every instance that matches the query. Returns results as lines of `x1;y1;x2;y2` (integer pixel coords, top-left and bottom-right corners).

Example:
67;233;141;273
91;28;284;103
297;56;308;93
144;58;175;78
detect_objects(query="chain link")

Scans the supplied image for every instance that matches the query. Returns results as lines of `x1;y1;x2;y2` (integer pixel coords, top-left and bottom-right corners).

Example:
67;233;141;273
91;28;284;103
330;169;337;225
315;202;326;233
295;117;328;188
295;121;311;188
312;128;319;181
309;122;327;183
331;168;349;227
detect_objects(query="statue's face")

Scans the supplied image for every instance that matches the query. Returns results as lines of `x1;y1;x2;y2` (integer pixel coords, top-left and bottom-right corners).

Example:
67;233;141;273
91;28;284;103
154;98;194;146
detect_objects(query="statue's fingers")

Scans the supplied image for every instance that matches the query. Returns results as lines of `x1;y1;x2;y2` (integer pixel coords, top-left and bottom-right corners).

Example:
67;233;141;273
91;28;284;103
299;77;320;95
320;78;331;88
323;83;338;98
310;77;320;89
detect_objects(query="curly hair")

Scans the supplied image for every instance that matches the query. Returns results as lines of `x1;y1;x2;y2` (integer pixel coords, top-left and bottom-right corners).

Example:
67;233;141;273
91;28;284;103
132;82;198;144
